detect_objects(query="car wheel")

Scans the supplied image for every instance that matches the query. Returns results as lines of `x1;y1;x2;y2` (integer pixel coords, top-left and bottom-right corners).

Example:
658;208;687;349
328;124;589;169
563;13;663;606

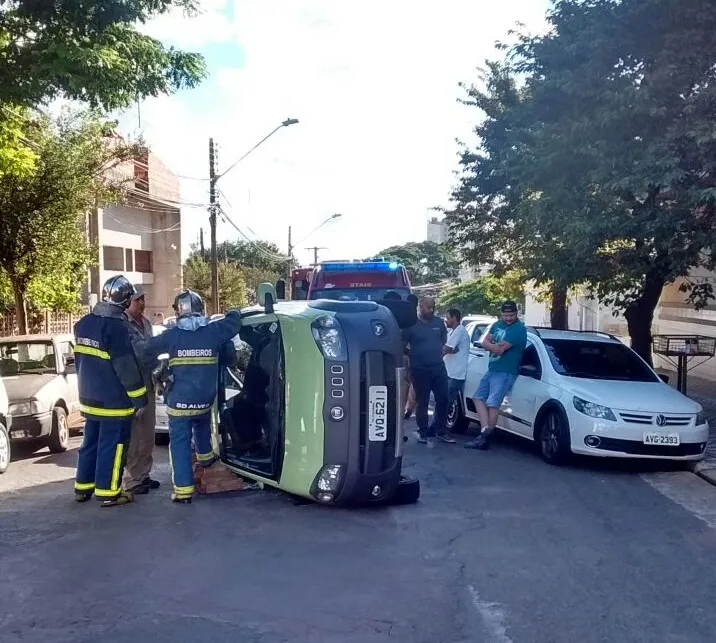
446;395;470;434
48;406;69;453
387;475;420;505
0;422;10;473
155;433;170;446
537;408;570;465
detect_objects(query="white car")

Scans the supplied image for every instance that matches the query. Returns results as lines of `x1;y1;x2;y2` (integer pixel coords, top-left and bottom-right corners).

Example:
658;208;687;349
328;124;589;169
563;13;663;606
461;315;498;346
448;327;710;464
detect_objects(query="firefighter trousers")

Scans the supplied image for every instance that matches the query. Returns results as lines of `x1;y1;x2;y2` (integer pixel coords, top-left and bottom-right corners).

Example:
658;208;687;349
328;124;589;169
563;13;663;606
168;413;215;498
75;418;132;501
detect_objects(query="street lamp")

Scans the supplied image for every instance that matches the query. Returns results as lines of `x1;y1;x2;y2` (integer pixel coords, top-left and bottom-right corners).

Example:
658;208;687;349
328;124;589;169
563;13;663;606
208;117;299;314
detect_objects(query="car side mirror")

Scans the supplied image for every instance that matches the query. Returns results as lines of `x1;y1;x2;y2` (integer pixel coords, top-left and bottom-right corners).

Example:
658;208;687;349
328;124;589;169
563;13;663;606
63;356;76;375
519;364;539;378
658;373;670;384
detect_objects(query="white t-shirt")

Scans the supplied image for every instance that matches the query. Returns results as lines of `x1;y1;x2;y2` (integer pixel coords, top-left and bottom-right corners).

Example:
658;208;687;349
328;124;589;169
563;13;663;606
444;324;470;380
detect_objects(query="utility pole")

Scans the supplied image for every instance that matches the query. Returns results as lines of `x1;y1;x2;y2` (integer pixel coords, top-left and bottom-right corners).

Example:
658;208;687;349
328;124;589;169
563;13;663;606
199;228;205;260
208;138;219;314
306;246;327;266
286;226;293;298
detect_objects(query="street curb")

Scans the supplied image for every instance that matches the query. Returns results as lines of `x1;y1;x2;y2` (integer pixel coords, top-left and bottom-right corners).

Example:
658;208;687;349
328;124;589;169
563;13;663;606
693;461;716;487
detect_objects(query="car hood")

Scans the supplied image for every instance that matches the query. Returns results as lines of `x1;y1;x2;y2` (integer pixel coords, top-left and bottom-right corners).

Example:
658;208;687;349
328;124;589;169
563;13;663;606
563;378;702;413
1;374;55;401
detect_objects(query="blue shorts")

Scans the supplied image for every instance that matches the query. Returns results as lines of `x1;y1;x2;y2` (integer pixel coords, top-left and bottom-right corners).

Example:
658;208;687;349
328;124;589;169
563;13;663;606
474;371;517;408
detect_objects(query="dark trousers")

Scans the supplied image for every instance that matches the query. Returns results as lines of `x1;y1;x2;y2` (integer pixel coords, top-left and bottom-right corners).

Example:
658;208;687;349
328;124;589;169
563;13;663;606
411;364;449;438
75;418;132;501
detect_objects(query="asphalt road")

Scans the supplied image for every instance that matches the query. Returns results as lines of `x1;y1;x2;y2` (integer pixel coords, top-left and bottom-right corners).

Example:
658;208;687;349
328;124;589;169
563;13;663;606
2;425;716;643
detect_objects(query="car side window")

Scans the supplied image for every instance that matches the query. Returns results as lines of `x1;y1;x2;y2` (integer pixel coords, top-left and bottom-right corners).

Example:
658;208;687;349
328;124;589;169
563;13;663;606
520;343;542;378
470;324;486;345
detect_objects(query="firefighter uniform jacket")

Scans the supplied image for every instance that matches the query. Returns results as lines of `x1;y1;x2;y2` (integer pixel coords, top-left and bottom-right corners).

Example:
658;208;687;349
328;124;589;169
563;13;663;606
74;303;148;420
140;311;241;417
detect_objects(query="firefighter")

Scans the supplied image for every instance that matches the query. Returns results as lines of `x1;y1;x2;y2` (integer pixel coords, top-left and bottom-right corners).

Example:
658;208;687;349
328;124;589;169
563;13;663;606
138;290;241;504
74;275;148;507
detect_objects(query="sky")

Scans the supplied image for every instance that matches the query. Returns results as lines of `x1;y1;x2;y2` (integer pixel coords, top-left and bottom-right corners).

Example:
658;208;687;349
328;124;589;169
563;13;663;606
118;0;550;266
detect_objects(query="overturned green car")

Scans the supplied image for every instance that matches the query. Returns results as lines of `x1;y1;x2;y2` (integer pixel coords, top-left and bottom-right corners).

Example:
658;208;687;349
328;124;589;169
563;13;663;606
213;283;419;506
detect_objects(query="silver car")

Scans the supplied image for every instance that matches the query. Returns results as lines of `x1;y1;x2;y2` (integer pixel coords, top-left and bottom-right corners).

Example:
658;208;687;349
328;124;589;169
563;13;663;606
0;333;80;453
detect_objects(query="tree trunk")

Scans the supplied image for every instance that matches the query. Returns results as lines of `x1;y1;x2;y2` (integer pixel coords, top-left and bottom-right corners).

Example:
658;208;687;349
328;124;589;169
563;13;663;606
11;279;28;335
624;271;665;366
550;286;569;330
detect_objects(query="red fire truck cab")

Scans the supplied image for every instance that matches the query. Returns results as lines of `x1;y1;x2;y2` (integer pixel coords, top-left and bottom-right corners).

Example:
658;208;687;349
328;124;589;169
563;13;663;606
290;260;411;301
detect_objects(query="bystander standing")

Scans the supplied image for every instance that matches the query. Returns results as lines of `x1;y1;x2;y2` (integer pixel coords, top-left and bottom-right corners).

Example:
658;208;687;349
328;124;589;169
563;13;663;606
443;308;470;441
465;300;526;450
402;296;450;444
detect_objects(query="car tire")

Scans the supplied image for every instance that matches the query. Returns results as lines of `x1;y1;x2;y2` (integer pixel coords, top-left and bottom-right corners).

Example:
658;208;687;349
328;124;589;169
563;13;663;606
446;395;470;434
155;433;170;446
48;406;69;453
536;408;570;465
387;475;420;505
0;422;10;474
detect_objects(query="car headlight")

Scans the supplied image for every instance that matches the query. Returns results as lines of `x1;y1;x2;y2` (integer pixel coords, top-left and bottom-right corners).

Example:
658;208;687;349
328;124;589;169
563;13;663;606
696;411;708;426
573;397;616;422
311;315;347;361
9;400;42;416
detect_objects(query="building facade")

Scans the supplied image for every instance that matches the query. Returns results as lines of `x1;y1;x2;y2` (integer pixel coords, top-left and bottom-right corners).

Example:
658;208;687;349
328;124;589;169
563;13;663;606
84;147;183;319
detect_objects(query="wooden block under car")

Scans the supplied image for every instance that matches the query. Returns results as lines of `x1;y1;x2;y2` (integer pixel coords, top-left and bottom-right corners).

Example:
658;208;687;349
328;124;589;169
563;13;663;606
192;459;245;495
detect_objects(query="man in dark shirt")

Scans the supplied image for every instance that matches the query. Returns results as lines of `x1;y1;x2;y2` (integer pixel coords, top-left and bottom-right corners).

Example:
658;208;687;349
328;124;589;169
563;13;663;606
402;296;450;444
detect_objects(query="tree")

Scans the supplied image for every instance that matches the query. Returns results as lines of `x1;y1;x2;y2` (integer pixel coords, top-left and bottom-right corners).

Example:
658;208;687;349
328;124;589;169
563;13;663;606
446;0;716;361
183;254;248;311
0;1;206;111
438;272;525;316
0;108;137;333
374;241;459;286
190;239;286;304
0;106;35;179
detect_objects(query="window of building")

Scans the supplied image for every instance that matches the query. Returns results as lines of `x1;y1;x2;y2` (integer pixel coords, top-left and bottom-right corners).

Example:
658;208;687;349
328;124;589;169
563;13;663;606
103;246;124;271
125;248;134;272
135;250;153;273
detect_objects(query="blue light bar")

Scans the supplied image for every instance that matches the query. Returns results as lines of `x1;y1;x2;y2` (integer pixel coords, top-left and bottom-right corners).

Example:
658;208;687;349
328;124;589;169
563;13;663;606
318;261;400;272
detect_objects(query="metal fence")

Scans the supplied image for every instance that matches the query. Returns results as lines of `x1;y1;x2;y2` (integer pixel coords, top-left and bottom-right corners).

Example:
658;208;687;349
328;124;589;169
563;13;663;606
0;308;90;337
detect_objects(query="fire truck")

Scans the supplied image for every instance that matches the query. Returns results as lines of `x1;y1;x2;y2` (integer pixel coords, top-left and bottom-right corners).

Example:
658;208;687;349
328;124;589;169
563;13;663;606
290;260;412;301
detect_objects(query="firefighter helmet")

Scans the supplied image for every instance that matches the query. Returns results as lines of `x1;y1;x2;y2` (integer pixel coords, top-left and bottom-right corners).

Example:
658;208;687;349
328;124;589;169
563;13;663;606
173;289;205;318
101;275;135;310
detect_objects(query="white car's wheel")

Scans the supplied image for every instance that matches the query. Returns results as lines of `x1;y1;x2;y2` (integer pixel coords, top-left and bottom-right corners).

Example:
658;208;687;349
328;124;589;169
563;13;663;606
446;395;470;434
537;408;571;465
0;422;10;473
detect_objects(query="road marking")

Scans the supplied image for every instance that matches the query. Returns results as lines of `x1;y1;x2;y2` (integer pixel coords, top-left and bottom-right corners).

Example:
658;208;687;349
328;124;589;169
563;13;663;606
641;472;716;531
467;585;514;643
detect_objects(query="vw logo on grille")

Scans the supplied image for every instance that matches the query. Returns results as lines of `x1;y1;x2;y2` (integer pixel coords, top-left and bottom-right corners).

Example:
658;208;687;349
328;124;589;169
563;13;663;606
655;414;667;427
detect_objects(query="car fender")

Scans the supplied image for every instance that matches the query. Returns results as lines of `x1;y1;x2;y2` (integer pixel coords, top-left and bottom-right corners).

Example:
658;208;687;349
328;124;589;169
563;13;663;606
532;398;570;441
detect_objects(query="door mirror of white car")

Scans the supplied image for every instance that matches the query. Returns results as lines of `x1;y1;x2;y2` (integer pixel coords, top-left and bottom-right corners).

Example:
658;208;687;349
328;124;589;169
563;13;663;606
519;364;540;378
657;373;670;384
63;356;76;375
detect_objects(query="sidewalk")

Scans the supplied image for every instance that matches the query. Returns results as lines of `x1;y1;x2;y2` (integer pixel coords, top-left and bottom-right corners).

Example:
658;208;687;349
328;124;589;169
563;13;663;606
658;369;716;485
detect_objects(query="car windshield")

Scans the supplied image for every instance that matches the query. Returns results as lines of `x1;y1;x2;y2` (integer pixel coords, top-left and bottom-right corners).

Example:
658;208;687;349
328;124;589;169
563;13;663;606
542;339;658;382
0;341;56;375
310;287;411;301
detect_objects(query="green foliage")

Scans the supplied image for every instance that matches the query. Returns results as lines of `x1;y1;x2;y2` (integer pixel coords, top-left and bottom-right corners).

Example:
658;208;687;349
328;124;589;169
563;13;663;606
0;0;206;110
188;239;286;304
0;105;36;178
0;107;139;331
438;272;525;316
373;241;458;286
183;255;248;311
445;0;716;359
